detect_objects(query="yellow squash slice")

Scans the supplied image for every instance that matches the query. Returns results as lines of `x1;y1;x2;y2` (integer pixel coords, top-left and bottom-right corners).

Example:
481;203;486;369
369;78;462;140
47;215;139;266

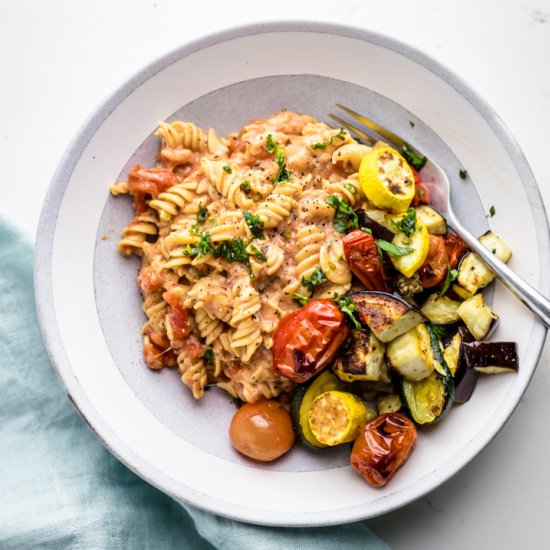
358;146;415;213
308;391;369;446
388;218;430;278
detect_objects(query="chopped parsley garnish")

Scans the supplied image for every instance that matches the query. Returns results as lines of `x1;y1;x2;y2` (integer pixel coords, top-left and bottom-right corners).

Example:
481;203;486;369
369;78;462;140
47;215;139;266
343;182;357;195
311;127;346;150
459;169;468;179
292;293;310;306
417;188;425;197
240;180;251;194
440;265;459;297
376;239;414;256
184;230;214;257
242;210;265;239
302;266;327;294
401;143;427;171
202;348;214;363
252;193;262;203
212;238;250;265
409;120;415;128
197;204;208;222
326;194;359;233
249;244;267;262
487;205;496;218
265;134;291;184
223;165;232;174
391;207;416;236
336;296;362;329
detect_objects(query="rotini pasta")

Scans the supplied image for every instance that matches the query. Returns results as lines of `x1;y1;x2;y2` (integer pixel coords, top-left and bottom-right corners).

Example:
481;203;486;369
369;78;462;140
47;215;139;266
110;111;369;402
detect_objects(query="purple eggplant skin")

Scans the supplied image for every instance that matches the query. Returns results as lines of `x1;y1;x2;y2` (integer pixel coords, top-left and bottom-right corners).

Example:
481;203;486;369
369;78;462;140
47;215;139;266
355;208;396;242
454;367;479;404
462;341;519;372
451;326;473;386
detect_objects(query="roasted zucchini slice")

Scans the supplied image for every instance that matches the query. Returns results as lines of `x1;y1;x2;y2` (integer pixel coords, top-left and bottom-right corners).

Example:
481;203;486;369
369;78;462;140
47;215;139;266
386;323;435;381
414;205;447;235
308;391;370;446
389;218;430;278
463;341;519;374
457;293;498;340
290;371;345;448
349;291;424;343
420;293;462;325
402;323;455;424
454;231;512;296
442;331;462;376
332;329;386;382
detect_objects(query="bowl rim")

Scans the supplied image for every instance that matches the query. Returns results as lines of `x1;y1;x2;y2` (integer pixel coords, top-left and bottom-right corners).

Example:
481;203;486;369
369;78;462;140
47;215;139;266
34;20;549;526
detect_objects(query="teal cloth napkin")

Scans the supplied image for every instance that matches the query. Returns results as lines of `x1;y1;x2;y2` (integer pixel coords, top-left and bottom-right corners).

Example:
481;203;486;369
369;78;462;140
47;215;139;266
0;219;389;549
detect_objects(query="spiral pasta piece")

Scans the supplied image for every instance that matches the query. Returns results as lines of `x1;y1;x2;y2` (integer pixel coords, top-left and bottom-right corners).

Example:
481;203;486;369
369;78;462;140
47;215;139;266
149;181;199;222
294;224;325;287
207;128;229;156
177;352;208;400
324;174;363;206
332;143;372;171
255;180;302;228
201;158;253;210
195;307;224;346
117;209;159;256
319;239;352;285
155;121;206;151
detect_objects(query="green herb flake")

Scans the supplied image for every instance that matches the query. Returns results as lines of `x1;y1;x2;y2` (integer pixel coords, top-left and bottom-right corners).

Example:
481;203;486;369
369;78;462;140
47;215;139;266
391;207;417;236
376;239;414;256
488;205;496;218
265;134;291;184
302;266;327;294
292;293;310;306
197;204;208;222
336;296;362;329
326;194;359;233
242;210;265;239
409;120;415;128
417;188;425;197
249;244;267;262
252;193;262;203
343;182;357;195
202;348;214;363
459;169;468;179
240;180;251;194
311;127;346;150
213;237;250;265
223;165;232;174
401;143;427;171
439;266;459;297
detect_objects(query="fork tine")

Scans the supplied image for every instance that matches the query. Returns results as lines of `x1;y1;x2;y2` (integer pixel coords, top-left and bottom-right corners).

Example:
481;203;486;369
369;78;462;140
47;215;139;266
328;113;375;146
335;103;408;151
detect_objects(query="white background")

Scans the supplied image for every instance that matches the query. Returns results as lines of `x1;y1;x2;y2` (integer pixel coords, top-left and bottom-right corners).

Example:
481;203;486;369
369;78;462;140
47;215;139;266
2;0;549;547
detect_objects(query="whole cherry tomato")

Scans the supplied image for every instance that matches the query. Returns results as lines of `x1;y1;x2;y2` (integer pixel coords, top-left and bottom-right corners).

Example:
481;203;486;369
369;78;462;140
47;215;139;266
444;233;468;269
342;230;393;292
411;168;430;206
350;412;417;488
417;235;448;288
272;300;348;383
229;400;295;462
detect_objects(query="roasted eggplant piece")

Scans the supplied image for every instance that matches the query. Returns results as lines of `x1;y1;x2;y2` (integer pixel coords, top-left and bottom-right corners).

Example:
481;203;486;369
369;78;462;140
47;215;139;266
454;368;479;404
386;323;435;381
332;329;386;382
355;208;396;242
457;293;498;340
377;394;402;414
453;231;512;296
414;205;447;235
462;341;519;374
349;291;424;343
420;293;462;325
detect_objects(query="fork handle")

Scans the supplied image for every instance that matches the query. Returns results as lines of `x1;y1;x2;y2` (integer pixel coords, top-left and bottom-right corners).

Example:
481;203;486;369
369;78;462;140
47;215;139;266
452;221;550;328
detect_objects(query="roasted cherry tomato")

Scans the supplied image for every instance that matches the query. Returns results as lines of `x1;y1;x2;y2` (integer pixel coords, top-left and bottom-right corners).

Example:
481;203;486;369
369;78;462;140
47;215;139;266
272;300;348;383
163;288;191;345
342;230;393;292
417;235;448;288
411;168;430;206
350;412;417;488
127;164;176;213
229;400;295;462
444;233;468;269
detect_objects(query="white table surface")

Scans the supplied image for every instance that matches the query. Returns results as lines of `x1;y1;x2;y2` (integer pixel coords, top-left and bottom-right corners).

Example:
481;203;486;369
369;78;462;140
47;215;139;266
3;0;549;547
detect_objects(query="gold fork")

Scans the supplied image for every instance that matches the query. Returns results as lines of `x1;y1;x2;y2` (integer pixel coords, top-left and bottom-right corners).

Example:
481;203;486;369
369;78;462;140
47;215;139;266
331;104;550;327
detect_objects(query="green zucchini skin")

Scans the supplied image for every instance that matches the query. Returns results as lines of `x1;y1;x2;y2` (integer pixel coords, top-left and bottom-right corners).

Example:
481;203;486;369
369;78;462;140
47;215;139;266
401;324;455;426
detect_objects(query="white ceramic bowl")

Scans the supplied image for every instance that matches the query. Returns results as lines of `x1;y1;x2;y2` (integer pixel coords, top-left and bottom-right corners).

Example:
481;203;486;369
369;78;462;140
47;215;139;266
35;22;549;526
